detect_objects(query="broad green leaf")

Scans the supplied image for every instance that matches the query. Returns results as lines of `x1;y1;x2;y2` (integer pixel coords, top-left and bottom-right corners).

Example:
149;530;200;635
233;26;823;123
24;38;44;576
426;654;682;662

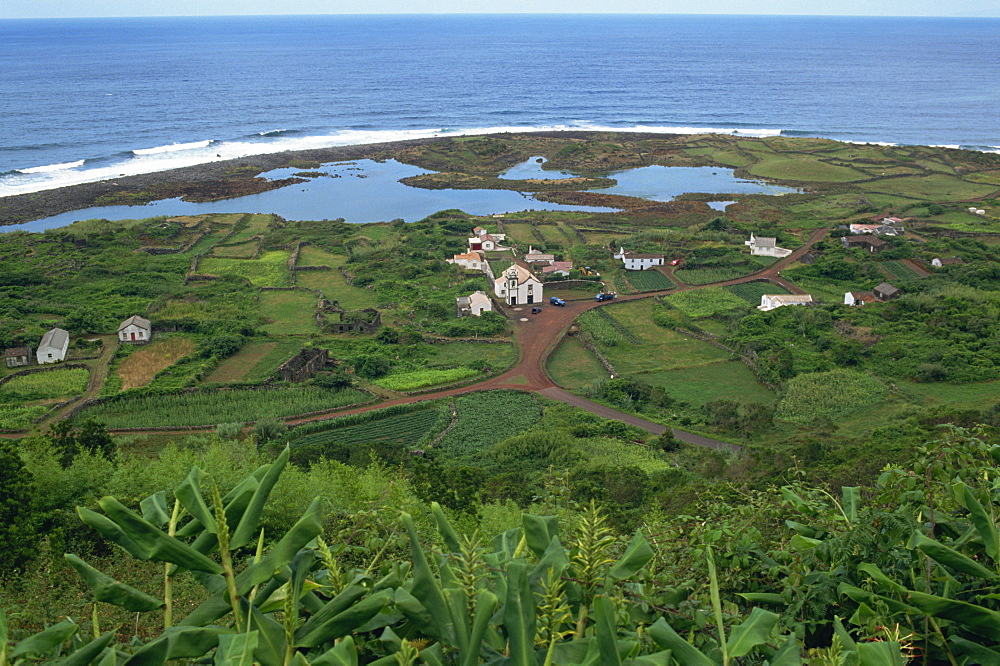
89;498;223;573
855;564;907;593
311;635;359;666
609;530;653;580
176;466;218;535
904;588;1000;638
9;619;78;659
726;607;779;659
65;554;164;612
907;531;998;580
647;618;714;666
842;486;860;524
444;587;471;654
631;650;674;665
838;583;917;615
230;446;289;549
857;640;904;665
175;469;262;539
431;502;462;553
245;604;285;666
737;593;785;606
460;590;498;666
57;630;115;666
294;589;391;647
768;635;801;666
780;487;810;512
962;484;1000;562
789;534;823;552
140;490;171;526
235;497;323;595
522;513;559;559
529;535;569;582
126;625;232;661
950;636;1000;663
594;596;622;666
502;560;536;665
784;520;817;538
296;584;368;639
400;512;453;643
0;608;7;644
215;631;258;666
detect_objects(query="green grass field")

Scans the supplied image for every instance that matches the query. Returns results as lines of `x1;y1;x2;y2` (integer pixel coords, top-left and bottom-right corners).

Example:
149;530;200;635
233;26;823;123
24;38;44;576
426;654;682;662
199;251;292;287
225;213;273;244
638;360;774;407
295;247;380;310
747;157;867;182
210;240;259;257
864;174;996;201
259;289;319;335
426;341;516;370
0;367;90;401
546;336;610;389
594;300;733;375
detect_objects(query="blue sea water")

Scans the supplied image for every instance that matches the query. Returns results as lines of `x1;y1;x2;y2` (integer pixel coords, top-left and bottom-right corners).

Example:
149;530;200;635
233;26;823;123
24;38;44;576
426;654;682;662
1;14;998;199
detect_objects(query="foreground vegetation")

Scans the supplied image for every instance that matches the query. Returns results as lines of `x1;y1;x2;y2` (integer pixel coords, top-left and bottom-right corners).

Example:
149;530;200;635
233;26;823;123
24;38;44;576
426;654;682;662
2;132;1000;661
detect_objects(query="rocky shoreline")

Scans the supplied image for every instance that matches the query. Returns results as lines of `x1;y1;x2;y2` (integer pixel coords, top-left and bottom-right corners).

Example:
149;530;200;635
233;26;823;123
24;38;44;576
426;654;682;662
0;137;442;227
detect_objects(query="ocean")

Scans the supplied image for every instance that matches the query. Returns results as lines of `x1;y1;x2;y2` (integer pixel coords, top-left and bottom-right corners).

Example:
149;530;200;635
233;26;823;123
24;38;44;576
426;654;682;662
1;14;998;198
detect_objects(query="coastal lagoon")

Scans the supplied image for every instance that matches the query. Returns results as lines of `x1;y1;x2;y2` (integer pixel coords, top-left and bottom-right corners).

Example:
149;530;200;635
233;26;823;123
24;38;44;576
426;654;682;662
10;158;794;232
502;157;798;200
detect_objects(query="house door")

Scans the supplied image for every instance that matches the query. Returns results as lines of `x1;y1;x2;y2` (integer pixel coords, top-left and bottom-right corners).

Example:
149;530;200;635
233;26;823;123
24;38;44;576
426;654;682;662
509;296;517;306
131;332;136;341
527;294;534;304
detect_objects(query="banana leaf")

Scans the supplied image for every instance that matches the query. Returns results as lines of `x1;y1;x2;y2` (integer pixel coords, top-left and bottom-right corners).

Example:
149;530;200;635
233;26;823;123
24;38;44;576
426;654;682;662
64;553;164;612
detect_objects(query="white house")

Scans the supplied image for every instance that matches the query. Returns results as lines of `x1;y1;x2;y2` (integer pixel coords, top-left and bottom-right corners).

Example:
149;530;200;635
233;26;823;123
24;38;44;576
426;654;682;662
614;247;665;270
468;233;505;252
758;294;813;312
931;256;964;267
456;291;493;317
844;291;876;306
494;264;543;306
473;226;506;242
447;251;486;271
523;246;555;264
745;234;793;258
118;315;152;344
37;328;69;364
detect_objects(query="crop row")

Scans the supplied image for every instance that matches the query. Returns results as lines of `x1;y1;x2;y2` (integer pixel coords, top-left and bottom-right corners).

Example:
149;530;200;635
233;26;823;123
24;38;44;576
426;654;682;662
665;287;750;318
726;282;789;304
776;369;888;423
435;390;542;462
290;409;441;449
878;260;920;280
626;270;674;291
77;386;369;428
0;367;90;402
373;367;480;392
0;404;51;430
674;267;752;285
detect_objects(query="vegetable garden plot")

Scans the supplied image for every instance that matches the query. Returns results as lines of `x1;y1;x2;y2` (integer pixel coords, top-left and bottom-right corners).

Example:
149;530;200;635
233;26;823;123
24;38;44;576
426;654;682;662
626;270;674;291
289;408;441;449
77;386;368;428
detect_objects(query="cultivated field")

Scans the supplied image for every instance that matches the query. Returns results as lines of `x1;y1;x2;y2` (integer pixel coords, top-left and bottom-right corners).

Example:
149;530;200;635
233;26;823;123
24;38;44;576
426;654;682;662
116;336;197;390
259;289;319;335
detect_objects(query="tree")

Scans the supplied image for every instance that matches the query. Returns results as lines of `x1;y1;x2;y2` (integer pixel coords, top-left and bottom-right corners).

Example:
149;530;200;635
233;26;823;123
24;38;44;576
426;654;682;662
0;439;38;571
63;306;105;334
48;417;115;466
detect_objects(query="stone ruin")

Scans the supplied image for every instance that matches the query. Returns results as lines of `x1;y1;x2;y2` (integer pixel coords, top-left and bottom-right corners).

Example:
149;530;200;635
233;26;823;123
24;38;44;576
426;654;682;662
276;348;330;383
316;299;381;334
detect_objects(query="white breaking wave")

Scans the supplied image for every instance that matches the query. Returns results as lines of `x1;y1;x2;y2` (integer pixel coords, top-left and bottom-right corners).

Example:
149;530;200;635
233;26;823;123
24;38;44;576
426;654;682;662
845;140;898;147
930;144;961;150
133;139;214;155
17;159;85;174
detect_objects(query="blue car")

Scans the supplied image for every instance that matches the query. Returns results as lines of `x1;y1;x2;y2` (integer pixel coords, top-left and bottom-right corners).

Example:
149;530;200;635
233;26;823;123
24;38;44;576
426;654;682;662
549;297;566;306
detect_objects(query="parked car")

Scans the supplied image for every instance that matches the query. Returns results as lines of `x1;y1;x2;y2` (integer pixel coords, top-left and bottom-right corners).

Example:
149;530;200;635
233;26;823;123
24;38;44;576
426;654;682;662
595;292;616;302
531;306;542;314
669;259;680;266
549;297;566;306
